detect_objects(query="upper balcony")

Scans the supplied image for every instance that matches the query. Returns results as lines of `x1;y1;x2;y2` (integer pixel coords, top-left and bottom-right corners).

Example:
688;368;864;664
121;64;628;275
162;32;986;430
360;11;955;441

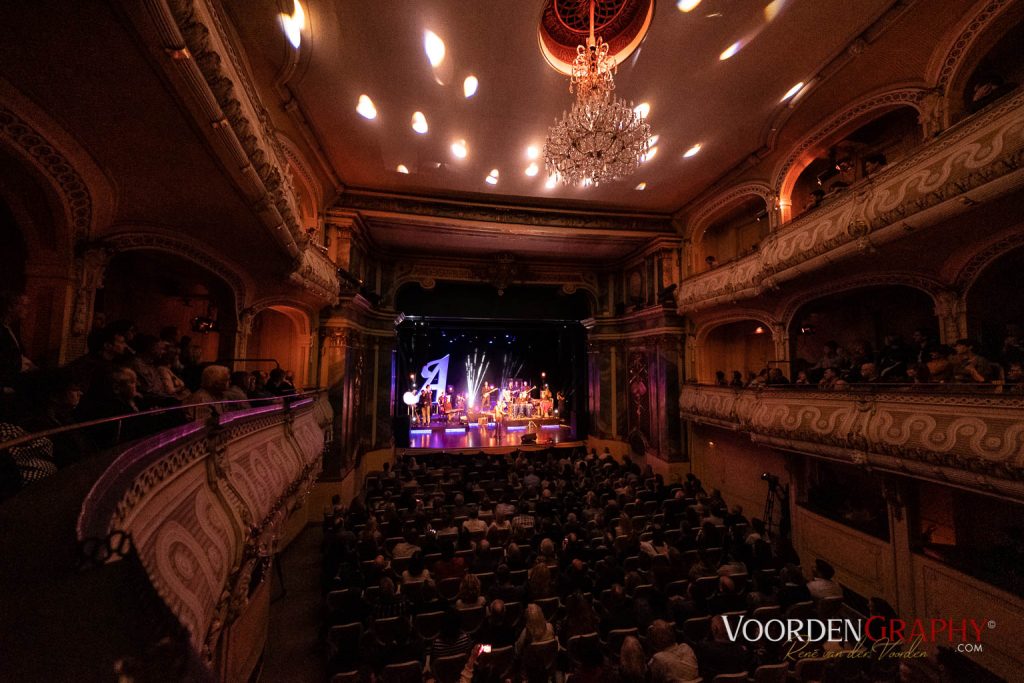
677;88;1024;313
678;383;1024;501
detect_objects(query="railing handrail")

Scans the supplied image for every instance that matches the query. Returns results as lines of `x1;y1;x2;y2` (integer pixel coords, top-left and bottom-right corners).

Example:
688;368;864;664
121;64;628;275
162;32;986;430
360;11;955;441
0;389;325;452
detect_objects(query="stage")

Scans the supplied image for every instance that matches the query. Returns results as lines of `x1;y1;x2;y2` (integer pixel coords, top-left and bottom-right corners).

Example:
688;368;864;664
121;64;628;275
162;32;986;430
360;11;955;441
407;420;575;449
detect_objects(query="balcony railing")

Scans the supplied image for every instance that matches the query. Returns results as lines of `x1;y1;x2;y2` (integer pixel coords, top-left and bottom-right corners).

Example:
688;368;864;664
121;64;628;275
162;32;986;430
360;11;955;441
679;383;1024;500
676;89;1024;312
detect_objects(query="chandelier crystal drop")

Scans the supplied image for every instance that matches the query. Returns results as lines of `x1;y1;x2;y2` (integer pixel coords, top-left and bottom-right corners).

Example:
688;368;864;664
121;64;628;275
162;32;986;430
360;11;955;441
544;2;650;187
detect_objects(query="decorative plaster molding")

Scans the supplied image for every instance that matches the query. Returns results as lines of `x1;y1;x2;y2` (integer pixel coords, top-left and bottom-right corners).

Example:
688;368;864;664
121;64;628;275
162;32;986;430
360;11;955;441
677;91;1024;313
0;104;93;242
680;385;1024;500
687;182;776;242
338;191;673;233
773;88;930;196
77;396;331;661
100;230;256;316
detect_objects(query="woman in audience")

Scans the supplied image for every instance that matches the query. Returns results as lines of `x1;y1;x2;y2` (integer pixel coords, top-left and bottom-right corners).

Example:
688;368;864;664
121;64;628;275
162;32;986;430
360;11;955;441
615;635;648;683
401;551;431;586
527;561;555;600
515;603;555;654
455;573;485;609
559;591;599;642
430;608;474;661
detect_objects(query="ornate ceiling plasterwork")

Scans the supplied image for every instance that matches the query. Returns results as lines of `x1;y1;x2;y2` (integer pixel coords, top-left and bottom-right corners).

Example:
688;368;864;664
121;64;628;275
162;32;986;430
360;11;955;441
144;0;339;301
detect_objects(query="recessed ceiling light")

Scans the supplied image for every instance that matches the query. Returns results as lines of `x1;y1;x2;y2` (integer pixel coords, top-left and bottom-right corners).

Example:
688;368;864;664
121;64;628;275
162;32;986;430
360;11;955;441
676;0;701;11
485;169;499;185
526;145;539;160
764;0;787;22
634;102;650;119
635;182;647;190
280;0;305;49
683;143;702;158
356;94;377;119
424;30;446;67
396;164;410;174
642;146;658;162
720;40;743;60
411;111;428;134
781;82;804;102
463;75;479;98
525;162;539;176
450;139;468;159
545;176;557;189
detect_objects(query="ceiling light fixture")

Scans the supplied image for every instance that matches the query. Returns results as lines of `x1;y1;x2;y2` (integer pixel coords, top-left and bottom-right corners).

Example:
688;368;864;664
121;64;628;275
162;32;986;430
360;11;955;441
781;82;804;102
356;94;377;119
424;30;446;67
634;102;651;118
683;143;702;158
411;111;428;134
396;164;410;174
544;0;650;186
676;0;701;11
545;175;558;189
647;134;660;147
525;162;539;176
526;146;539;160
463;75;479;98
485;169;499;185
719;40;744;60
451;139;468;158
280;0;305;49
642;146;658;162
635;182;647;190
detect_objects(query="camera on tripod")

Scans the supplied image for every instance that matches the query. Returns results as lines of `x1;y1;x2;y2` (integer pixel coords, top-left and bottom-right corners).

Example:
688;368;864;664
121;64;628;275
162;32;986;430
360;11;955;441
761;472;781;489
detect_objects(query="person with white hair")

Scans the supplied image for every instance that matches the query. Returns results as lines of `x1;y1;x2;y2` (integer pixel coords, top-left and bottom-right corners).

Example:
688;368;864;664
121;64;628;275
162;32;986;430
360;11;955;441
184;364;236;421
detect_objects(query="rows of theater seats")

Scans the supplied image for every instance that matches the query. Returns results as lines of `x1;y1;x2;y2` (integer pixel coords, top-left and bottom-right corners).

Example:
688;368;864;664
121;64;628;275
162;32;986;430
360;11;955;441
317;449;897;683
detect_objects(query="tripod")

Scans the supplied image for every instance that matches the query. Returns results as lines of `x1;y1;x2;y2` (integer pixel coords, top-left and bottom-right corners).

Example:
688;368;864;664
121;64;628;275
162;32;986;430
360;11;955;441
763;481;791;539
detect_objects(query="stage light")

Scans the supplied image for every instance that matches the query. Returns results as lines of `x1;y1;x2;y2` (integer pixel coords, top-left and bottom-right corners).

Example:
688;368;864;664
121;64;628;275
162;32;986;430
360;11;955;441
280;0;305;49
683;143;701;158
781;82;804;102
396;164;410;174
635;182;647;191
411;111;428;134
464;75;479;98
634;102;650;118
525;162;539;176
451;139;468;158
676;0;701;11
754;326;765;334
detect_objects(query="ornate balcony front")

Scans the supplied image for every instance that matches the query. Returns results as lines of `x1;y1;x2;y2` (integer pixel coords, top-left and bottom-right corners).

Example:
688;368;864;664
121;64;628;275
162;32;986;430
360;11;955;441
676;90;1024;313
679;384;1024;500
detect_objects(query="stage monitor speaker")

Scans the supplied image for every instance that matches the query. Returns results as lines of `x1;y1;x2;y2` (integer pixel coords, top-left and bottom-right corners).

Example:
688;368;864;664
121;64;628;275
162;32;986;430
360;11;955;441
520;433;538;445
393;415;411;448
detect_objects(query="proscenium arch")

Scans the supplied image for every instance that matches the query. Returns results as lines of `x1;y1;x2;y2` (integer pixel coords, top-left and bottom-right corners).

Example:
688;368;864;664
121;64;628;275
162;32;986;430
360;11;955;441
772;88;929;211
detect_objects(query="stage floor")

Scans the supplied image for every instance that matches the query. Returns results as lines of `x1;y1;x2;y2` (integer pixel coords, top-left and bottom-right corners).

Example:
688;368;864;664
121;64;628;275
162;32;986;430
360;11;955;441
407;422;574;449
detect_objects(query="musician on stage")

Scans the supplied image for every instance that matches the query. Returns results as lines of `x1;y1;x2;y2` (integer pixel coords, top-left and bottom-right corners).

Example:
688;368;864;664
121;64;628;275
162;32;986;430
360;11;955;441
419;386;432;425
435;386;450;422
540;384;553;418
556;390;567;422
480;382;495;411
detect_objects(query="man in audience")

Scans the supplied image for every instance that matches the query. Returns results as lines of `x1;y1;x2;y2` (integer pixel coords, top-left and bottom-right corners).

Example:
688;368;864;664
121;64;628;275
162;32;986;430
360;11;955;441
647;619;700;683
67;326;130;395
953;338;994;383
807;559;843;600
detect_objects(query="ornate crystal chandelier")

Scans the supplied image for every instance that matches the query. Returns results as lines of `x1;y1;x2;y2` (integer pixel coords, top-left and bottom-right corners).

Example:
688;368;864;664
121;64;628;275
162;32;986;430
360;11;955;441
544;1;650;187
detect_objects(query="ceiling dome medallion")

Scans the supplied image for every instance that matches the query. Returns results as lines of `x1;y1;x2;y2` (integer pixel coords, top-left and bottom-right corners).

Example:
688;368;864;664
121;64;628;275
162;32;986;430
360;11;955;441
542;0;653;187
538;0;655;75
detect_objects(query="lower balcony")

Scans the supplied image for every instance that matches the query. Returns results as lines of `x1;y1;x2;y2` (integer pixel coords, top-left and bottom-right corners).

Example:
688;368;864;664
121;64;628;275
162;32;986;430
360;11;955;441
679;384;1024;501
